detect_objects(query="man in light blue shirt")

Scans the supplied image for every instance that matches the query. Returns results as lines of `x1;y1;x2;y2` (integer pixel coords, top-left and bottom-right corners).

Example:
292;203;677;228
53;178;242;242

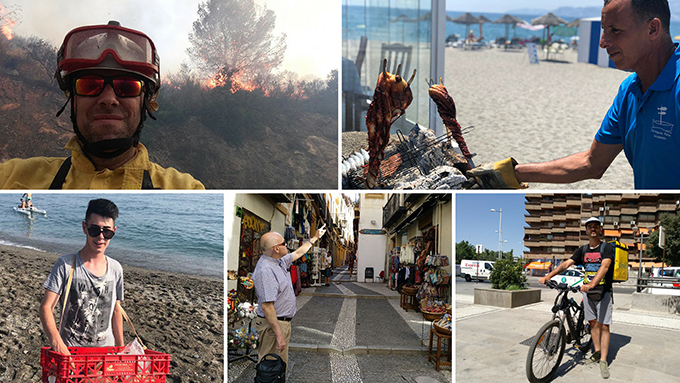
253;225;326;364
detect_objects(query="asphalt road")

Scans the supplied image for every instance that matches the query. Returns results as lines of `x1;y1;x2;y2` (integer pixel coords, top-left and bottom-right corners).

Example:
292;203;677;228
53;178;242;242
455;275;636;296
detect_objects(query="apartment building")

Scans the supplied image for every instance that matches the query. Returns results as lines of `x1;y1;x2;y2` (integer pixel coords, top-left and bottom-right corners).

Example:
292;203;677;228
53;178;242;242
524;194;680;265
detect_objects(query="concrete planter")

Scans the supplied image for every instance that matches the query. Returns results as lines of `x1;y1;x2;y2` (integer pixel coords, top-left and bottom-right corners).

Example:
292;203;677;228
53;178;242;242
474;287;541;308
631;291;680;314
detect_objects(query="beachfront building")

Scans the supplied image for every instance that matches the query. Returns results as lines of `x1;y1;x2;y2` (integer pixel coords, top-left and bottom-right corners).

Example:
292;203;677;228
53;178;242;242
523;194;680;270
342;0;446;134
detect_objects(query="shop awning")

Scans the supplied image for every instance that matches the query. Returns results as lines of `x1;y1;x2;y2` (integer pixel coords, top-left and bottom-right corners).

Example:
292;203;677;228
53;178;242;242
629;261;667;268
525;261;551;270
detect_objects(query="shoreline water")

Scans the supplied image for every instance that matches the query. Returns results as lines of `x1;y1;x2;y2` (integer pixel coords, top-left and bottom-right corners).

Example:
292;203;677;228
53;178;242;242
0;244;224;382
0;235;223;279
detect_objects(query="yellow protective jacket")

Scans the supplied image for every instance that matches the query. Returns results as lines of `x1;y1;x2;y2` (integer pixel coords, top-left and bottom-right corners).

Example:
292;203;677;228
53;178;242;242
0;137;204;189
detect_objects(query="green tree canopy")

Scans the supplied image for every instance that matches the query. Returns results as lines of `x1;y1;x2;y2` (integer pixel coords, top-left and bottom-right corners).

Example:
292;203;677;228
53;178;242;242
187;0;286;85
646;213;680;266
456;241;514;263
456;240;475;264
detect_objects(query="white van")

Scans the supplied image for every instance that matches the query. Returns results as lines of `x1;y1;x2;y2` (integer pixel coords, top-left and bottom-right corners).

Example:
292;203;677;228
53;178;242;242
460;260;495;282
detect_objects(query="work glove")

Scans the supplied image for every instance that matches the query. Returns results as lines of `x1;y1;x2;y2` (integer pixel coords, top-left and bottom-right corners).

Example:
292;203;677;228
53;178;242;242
463;157;527;189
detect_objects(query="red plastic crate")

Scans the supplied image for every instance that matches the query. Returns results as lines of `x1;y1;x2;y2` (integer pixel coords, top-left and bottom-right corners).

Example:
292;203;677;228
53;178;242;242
41;347;171;383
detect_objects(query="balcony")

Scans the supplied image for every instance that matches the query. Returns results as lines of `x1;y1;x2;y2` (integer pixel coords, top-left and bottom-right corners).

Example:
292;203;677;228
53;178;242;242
383;194;406;228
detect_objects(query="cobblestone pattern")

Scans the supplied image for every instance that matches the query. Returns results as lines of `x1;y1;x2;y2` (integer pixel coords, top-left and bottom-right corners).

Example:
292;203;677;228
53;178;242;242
286;351;334;382
388;297;433;344
355;299;422;348
331;298;357;348
335;283;356;297
313;283;343;294
330;354;363;383
291;296;343;345
357;282;400;297
296;293;314;311
341;282;383;296
356;354;452;383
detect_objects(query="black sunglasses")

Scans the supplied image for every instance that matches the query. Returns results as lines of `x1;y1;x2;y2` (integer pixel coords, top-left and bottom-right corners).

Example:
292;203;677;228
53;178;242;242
74;74;144;98
86;225;115;239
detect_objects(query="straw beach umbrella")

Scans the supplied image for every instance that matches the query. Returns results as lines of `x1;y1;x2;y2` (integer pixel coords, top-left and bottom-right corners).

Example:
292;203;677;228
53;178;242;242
532;12;568;44
451;12;480;37
477;15;492;40
494;14;523;40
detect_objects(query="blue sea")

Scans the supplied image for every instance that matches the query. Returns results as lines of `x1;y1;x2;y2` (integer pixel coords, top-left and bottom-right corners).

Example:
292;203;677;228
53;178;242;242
343;6;680;45
0;193;223;278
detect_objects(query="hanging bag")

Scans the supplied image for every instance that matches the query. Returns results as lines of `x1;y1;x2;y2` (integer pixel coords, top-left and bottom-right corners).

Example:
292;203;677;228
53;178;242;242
255;353;286;383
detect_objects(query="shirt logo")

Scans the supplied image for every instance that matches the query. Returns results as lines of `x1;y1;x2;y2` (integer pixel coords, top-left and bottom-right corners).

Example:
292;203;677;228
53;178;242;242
651;105;674;140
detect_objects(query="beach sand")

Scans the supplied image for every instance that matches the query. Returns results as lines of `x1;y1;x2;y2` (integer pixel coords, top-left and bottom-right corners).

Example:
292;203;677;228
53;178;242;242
444;46;634;190
343;45;637;190
0;244;223;382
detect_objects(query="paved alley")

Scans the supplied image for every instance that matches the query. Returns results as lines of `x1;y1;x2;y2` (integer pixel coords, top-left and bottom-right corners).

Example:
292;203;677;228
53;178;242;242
229;265;452;383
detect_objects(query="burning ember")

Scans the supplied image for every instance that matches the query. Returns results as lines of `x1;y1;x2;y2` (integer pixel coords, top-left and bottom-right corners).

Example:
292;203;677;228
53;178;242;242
0;2;17;41
201;69;307;99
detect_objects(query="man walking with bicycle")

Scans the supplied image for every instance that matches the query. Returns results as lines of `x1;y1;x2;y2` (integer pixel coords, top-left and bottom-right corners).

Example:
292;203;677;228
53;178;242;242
540;217;615;379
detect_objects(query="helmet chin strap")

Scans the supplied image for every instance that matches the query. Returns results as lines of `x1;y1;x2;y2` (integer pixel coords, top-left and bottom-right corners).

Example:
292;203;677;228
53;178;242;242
63;92;150;159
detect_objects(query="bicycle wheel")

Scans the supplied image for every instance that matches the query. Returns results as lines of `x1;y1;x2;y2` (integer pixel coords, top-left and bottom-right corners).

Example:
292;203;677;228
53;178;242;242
526;319;566;383
578;321;593;354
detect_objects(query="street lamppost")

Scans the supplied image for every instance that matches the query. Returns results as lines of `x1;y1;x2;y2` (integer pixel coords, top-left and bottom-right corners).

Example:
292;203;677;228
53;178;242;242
631;220;655;292
491;208;502;260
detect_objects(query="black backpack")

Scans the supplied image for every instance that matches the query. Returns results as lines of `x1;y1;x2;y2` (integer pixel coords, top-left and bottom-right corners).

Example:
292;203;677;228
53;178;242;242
255;353;286;383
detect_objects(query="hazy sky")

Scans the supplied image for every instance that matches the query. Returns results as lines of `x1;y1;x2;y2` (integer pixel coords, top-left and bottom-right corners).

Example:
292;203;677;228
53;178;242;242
7;0;339;80
446;1;604;13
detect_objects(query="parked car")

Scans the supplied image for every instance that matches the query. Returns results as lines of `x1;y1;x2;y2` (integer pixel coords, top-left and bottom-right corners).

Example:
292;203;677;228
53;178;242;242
550;269;585;288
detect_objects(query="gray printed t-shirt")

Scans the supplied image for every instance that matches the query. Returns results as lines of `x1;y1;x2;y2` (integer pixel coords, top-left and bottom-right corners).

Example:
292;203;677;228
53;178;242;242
43;252;124;347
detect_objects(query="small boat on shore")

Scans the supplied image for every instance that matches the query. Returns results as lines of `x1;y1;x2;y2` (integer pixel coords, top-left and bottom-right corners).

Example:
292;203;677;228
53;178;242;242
13;206;47;215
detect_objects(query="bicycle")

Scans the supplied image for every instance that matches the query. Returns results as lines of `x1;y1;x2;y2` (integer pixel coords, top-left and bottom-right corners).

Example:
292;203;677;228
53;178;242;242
525;280;593;383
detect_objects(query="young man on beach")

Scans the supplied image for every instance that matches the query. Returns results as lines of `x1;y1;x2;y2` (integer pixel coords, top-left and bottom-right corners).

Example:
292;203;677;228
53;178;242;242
470;0;680;189
252;225;327;364
539;217;615;379
40;199;124;355
0;21;203;189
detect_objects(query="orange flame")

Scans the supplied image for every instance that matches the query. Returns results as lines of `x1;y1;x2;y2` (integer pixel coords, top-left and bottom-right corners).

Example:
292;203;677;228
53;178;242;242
163;79;181;91
0;3;16;40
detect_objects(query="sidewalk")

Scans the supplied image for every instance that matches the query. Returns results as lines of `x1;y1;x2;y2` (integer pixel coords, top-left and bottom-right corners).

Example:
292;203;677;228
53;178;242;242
229;265;452;382
456;285;680;382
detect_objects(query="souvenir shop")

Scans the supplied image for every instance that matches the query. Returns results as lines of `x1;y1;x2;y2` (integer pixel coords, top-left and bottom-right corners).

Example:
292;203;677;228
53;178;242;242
227;195;328;361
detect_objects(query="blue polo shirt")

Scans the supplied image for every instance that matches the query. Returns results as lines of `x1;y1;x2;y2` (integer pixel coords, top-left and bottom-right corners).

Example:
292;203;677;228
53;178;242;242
595;44;680;189
253;253;296;318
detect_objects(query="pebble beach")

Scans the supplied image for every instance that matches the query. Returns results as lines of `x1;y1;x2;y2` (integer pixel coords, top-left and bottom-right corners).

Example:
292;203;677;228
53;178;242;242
0;244;223;382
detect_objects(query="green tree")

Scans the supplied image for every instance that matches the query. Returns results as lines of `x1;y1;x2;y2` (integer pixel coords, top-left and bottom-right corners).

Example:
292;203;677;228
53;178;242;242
646;213;680;266
489;257;528;290
456;240;475;264
187;0;286;84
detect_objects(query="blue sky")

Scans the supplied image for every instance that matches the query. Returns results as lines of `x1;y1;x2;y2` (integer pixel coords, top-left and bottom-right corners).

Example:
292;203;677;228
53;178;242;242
455;193;529;258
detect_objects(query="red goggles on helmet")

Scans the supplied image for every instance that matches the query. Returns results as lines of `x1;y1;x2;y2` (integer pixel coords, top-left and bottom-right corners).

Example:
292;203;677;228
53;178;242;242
57;23;159;80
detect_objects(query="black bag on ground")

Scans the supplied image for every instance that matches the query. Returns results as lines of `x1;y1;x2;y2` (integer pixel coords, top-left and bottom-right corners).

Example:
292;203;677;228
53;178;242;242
255;353;286;383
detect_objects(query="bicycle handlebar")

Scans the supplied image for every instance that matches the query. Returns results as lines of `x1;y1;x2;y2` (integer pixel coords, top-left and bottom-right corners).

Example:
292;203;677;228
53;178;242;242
545;279;581;294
